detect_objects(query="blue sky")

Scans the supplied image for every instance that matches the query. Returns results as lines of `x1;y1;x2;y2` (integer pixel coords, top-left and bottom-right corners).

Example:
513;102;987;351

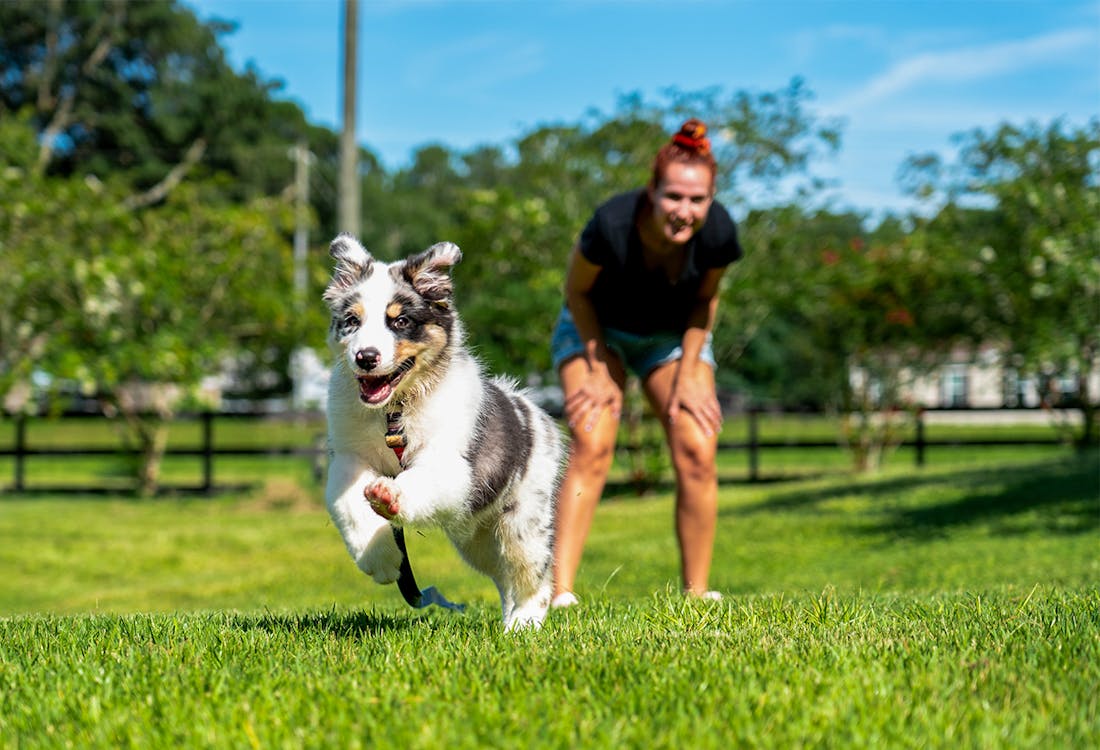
185;0;1100;217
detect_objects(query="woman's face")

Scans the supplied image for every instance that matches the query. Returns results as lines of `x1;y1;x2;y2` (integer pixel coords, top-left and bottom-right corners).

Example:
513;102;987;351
648;162;714;246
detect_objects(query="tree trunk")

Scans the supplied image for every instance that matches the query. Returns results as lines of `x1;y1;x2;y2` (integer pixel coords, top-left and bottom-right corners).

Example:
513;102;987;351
134;419;168;497
109;382;181;496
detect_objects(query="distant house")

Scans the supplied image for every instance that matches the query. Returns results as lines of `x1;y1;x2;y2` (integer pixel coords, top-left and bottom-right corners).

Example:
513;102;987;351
854;345;1099;410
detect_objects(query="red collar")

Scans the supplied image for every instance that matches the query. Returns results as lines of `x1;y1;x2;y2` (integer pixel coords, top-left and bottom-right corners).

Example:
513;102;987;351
385;411;406;465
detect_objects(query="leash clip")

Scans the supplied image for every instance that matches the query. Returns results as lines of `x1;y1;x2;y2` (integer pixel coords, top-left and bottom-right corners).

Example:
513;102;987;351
392;527;466;612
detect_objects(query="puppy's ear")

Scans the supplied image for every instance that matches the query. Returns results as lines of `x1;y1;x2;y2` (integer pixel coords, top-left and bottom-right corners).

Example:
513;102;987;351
324;233;374;307
403;242;463;303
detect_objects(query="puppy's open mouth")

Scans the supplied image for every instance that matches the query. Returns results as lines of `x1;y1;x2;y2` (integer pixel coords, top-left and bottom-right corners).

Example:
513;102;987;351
356;359;414;405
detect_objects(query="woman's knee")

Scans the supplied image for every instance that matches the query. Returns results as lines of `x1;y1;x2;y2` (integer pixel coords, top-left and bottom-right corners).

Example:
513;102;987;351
567;427;618;472
668;429;717;482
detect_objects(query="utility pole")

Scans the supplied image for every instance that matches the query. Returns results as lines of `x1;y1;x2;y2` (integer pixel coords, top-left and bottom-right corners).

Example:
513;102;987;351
338;0;360;236
290;140;313;304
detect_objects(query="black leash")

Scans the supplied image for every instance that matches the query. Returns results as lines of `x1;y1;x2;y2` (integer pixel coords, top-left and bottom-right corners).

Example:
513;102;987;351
391;526;425;607
385;410;464;612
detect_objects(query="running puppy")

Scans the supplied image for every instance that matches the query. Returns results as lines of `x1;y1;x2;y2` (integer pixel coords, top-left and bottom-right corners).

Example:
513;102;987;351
323;234;564;631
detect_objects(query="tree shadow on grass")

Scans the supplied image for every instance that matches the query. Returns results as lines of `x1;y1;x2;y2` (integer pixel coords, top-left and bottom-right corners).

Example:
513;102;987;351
602;472;828;500
869;455;1099;539
727;454;1099;539
728;472;944;516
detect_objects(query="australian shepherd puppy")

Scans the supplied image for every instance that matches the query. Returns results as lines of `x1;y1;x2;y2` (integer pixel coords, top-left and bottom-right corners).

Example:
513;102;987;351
323;234;564;631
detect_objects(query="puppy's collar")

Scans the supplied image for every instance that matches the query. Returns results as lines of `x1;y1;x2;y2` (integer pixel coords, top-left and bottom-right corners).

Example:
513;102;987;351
384;410;407;466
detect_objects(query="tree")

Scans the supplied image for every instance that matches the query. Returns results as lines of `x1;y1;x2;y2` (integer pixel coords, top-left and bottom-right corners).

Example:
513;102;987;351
446;118;662;373
904;119;1100;445
0;0;322;203
725;207;870;406
724;205;974;471
359;144;471;260
0;119;298;493
0;113;55;406
431;83;843;381
820;230;973;470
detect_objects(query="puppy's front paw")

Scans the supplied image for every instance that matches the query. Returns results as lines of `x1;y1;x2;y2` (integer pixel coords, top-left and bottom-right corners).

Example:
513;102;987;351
359;525;403;584
365;477;401;520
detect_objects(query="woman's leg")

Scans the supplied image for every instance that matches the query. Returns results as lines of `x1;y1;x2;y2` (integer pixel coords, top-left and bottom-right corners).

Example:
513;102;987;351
552;354;626;600
642;361;720;596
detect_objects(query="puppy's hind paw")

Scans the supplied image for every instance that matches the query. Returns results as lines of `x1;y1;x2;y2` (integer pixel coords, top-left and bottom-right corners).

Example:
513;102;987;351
365;477;401;520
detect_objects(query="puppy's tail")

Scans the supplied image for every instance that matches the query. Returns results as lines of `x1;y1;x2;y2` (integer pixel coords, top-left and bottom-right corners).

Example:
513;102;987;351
392;528;465;612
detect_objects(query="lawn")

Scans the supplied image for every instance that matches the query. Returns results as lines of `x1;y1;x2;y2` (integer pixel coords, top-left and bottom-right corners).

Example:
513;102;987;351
0;451;1097;748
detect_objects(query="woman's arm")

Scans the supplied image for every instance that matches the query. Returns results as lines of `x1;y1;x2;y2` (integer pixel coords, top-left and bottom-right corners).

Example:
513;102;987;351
563;245;609;365
668;266;727;434
562;245;623;430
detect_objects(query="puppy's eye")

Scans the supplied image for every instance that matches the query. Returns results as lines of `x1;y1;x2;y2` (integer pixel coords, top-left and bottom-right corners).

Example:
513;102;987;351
391;315;412;331
342;314;360;330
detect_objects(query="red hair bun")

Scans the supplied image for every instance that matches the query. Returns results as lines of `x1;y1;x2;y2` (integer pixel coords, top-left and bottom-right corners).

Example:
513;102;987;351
671;119;711;154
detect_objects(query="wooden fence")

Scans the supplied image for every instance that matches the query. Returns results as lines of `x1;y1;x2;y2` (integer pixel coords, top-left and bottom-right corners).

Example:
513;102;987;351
0;411;325;495
0;408;1072;495
730;408;1070;479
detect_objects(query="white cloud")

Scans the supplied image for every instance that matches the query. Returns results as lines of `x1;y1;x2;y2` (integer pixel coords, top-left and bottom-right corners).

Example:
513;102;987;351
832;28;1097;114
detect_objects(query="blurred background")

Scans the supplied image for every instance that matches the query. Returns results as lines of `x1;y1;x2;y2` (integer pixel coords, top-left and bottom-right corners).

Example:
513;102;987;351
1;0;1097;494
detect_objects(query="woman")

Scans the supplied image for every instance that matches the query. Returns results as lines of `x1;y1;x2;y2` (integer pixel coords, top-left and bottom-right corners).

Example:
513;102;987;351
550;119;743;607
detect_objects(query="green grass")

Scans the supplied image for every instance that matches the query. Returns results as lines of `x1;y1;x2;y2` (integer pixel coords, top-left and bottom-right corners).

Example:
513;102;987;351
1;452;1097;748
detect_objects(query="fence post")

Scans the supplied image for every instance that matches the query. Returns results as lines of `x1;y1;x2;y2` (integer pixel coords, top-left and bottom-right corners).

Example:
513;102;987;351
748;407;759;482
14;415;26;492
915;409;926;468
202;411;214;494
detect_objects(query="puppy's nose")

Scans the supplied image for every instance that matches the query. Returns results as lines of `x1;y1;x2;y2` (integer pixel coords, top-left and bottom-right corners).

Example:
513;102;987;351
355;348;381;371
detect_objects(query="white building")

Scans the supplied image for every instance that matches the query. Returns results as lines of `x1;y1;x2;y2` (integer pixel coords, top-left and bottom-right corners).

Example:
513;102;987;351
856;345;1099;410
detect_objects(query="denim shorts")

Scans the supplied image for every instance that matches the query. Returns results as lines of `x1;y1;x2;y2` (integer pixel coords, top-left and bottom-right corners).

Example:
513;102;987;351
550;307;715;377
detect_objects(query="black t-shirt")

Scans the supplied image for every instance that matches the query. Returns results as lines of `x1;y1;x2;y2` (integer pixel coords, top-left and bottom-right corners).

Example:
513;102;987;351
576;189;743;335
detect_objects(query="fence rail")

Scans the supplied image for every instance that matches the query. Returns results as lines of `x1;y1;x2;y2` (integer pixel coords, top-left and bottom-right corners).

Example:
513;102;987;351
722;410;1069;479
1;411;325;494
0;408;1073;495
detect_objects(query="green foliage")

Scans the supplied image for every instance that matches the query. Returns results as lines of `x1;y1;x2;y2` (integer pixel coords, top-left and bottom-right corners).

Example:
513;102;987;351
0;115;299;490
726;205;974;469
433;84;844;378
0;150;298;394
723;206;862;402
0;0;324;200
905;119;1100;443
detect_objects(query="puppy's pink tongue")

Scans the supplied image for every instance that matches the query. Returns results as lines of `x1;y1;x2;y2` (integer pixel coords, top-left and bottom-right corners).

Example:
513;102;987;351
358;377;393;404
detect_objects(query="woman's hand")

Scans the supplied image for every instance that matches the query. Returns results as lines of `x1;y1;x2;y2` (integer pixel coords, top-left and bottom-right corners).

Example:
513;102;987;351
563;366;622;433
667;367;722;437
